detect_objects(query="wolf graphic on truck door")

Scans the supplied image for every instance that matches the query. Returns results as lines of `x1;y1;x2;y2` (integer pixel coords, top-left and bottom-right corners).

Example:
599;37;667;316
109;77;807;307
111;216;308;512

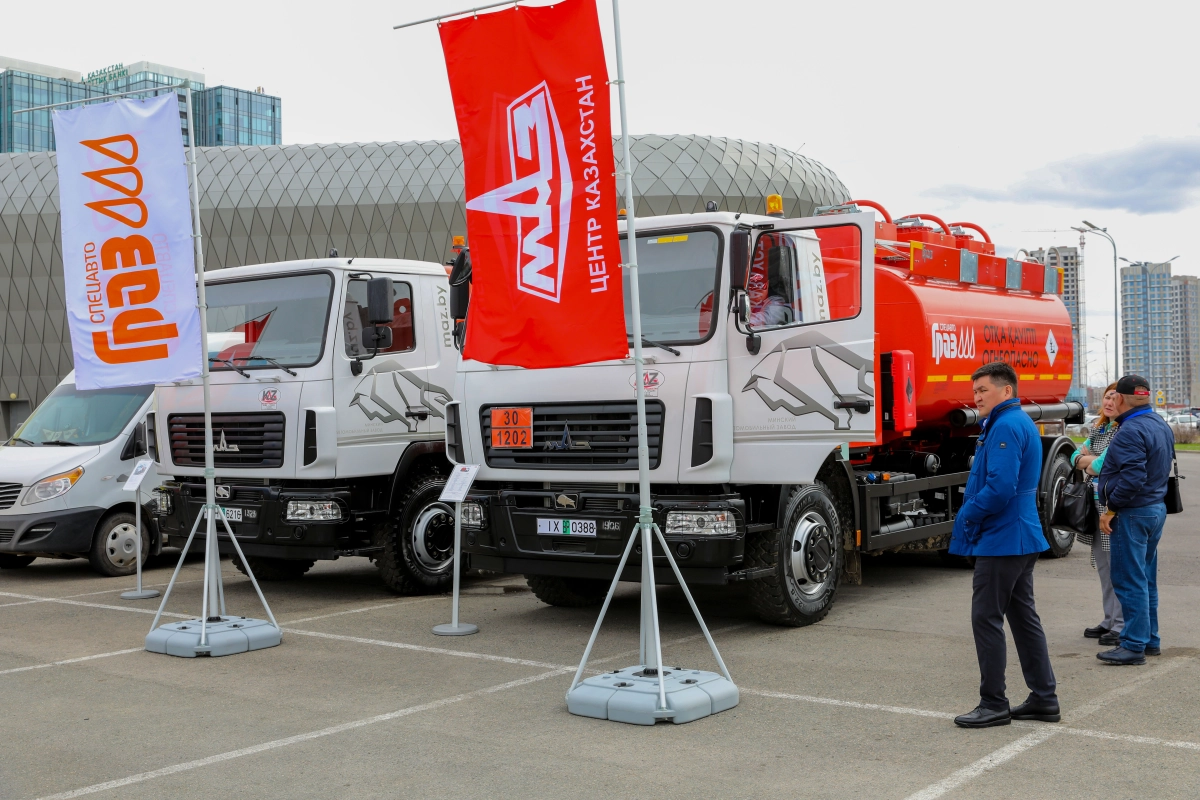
727;214;876;481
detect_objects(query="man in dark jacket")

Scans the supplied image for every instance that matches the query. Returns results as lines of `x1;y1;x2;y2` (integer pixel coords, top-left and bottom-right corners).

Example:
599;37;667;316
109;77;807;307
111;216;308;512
949;362;1058;728
1096;375;1176;665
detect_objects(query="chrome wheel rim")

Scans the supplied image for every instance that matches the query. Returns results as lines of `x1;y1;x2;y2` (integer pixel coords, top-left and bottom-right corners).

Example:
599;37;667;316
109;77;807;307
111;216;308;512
788;510;835;599
105;522;139;568
411;502;455;574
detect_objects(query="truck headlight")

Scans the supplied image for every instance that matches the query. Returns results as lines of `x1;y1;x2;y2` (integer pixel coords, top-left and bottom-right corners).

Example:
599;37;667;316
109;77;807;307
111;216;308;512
152;487;173;516
665;510;736;535
460;501;485;530
23;466;84;505
285;500;343;522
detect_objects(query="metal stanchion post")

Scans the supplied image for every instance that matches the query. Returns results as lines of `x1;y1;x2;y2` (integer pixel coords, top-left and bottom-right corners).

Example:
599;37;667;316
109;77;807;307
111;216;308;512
122;457;159;600
434;466;480;636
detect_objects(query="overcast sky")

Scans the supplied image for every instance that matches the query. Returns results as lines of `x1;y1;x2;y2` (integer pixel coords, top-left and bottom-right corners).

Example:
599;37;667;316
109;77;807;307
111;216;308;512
8;0;1197;385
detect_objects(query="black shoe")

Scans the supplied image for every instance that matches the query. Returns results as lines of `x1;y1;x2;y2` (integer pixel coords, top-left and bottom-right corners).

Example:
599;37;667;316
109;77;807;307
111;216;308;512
954;706;1012;728
1146;645;1161;656
1097;647;1146;665
1084;624;1109;639
1098;631;1121;646
1011;699;1061;722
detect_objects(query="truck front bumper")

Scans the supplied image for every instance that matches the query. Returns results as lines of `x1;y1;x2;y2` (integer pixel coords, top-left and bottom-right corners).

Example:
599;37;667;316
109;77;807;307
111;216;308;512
461;485;746;585
159;482;354;561
0;507;106;555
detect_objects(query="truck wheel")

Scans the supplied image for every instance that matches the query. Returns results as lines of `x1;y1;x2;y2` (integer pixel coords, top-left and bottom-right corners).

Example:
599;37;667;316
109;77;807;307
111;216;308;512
1040;452;1076;558
525;574;609;607
377;468;454;594
232;555;315;581
0;555;36;569
748;483;842;627
88;512;150;577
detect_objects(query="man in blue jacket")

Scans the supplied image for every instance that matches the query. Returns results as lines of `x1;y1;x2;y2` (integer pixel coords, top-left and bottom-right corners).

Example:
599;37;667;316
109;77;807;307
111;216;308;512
1096;374;1175;665
949;362;1058;728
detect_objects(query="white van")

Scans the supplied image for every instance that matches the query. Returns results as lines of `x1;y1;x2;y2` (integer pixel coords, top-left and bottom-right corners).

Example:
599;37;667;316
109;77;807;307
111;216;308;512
0;372;161;576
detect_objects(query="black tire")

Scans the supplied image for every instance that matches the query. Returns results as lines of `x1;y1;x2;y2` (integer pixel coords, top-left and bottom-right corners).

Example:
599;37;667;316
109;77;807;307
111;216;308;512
376;468;455;594
88;511;150;577
0;554;36;569
1040;452;1077;558
232;555;315;581
748;482;842;627
525;574;609;608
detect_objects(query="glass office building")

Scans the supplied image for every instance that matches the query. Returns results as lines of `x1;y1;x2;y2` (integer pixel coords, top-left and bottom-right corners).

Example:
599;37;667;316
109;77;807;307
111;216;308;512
0;56;281;152
1121;261;1176;403
193;86;281;147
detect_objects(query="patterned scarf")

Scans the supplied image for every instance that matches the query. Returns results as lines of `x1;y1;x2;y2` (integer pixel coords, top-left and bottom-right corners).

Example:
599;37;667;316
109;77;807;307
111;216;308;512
1077;420;1118;559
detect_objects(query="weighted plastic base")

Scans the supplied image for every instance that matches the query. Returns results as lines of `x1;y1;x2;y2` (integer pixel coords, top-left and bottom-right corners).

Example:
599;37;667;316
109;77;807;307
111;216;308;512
145;616;281;657
432;622;479;636
567;665;739;725
121;589;161;600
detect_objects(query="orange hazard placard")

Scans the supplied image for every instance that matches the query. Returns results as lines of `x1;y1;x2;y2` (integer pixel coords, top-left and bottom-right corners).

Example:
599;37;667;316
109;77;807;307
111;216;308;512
490;407;533;449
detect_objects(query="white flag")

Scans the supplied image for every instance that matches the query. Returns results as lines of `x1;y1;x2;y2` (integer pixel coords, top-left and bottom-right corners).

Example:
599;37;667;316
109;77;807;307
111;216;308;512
53;94;201;390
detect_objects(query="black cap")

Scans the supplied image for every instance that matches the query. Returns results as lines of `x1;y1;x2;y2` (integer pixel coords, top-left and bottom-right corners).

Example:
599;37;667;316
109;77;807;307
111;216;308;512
1115;374;1151;396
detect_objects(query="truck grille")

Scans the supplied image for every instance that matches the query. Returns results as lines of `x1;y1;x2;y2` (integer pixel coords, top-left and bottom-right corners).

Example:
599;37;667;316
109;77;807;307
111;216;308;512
544;482;628;512
482;402;663;470
168;413;285;468
0;529;13;543
0;482;21;510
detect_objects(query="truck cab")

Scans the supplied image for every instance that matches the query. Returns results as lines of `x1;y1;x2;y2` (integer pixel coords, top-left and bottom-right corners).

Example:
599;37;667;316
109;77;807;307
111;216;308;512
0;372;161;576
153;257;459;591
449;209;879;623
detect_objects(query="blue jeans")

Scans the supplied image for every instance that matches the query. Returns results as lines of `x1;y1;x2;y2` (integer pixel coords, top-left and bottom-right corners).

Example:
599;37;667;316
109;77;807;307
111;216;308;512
1108;503;1166;653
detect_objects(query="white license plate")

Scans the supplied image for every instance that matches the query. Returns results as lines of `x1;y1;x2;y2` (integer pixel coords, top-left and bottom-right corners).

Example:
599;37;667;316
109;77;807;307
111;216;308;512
218;506;242;522
536;518;597;537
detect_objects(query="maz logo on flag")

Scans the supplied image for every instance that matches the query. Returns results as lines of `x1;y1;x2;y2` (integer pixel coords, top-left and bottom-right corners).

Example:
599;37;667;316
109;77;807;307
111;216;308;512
81;134;178;364
465;83;572;302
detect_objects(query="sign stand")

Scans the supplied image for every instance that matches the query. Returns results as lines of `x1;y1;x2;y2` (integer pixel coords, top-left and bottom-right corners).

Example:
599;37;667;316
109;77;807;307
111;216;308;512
143;84;279;657
564;0;737;725
433;464;480;636
26;84;280;655
121;458;160;600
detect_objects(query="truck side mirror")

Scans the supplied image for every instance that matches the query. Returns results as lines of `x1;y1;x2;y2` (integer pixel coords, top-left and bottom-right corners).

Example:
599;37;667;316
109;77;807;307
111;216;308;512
448;248;472;351
729;230;750;289
361;325;393;351
122;420;147;460
366;277;394;325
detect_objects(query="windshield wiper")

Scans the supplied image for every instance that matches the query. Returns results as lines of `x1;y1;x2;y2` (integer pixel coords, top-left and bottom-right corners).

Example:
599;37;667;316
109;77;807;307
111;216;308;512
641;338;681;356
41;440;79;446
210;358;251;378
243;356;298;377
6;437;35;446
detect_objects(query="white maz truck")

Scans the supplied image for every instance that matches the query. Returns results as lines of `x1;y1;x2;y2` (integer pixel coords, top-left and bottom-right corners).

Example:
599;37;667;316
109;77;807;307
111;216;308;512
448;204;1079;626
152;257;460;591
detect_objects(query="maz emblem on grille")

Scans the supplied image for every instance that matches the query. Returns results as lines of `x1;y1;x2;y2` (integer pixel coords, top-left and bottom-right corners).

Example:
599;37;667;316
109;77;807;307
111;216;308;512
214;430;240;452
543;423;591;451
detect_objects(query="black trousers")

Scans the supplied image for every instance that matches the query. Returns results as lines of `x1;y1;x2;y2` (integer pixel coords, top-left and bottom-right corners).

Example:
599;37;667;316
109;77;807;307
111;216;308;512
971;553;1058;710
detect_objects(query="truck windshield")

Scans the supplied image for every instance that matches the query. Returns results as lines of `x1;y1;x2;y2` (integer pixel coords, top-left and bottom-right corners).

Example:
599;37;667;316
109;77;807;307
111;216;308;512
205;273;334;370
11;384;151;446
620;229;721;344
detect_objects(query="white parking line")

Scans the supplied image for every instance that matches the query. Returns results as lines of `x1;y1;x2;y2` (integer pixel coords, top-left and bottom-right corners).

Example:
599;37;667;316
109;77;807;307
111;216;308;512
283;628;570;670
743;688;956;720
0;592;190;619
34;666;575;800
0;648;143;676
281;595;442;625
903;657;1190;800
0;599;44;608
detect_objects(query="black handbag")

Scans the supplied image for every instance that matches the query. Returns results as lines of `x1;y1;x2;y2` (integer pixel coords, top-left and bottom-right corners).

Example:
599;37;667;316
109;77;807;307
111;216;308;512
1166;450;1184;515
1053;475;1098;533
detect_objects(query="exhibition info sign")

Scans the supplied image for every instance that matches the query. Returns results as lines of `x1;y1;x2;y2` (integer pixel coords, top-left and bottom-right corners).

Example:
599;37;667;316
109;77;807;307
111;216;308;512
53;94;202;390
439;0;628;369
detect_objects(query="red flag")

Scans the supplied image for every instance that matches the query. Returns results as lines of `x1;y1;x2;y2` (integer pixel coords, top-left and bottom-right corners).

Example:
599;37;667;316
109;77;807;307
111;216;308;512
439;0;628;368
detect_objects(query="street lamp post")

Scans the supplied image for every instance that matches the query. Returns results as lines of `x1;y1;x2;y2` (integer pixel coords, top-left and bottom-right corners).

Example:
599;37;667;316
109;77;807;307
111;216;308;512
1089;334;1110;386
1074;222;1118;375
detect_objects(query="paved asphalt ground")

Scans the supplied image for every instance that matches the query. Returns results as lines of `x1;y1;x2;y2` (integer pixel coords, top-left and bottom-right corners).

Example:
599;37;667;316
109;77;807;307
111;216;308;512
2;453;1198;799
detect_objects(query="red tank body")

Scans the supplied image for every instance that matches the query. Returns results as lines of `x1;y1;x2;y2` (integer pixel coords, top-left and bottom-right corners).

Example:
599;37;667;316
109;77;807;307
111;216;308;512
837;203;1074;435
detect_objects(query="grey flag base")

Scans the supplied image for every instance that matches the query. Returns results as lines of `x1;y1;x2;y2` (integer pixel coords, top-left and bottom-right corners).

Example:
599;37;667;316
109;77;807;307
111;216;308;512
565;522;738;725
145;504;281;657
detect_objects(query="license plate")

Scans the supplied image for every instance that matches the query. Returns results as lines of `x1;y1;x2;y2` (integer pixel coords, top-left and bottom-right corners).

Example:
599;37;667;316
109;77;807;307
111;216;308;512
218;506;242;522
536;518;597;537
491;407;533;449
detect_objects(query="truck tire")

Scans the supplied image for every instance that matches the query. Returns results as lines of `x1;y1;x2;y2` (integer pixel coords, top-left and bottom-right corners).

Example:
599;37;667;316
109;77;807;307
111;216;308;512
88;511;150;577
525;574;608;607
377;468;454;594
1040;452;1076;558
0;555;36;569
232;555;315;581
748;483;842;627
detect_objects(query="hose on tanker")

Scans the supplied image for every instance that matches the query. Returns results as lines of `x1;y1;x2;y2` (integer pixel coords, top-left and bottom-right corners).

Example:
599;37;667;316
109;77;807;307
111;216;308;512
949;401;1085;428
948;221;992;244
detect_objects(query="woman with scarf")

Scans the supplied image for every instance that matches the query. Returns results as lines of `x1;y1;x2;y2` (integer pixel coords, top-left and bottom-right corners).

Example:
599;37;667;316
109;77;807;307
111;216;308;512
1072;382;1122;647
